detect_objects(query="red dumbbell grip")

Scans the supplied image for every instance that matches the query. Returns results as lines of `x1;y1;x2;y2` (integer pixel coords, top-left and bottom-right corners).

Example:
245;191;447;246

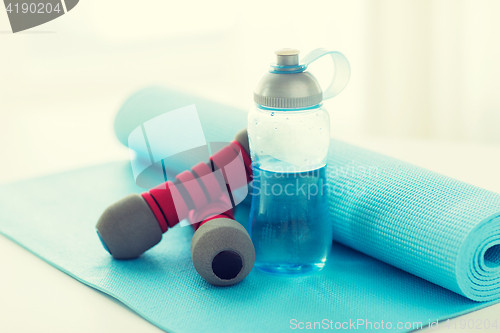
141;140;252;232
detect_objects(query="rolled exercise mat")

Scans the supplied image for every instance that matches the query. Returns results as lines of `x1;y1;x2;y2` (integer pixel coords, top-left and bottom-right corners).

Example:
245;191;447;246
115;87;500;302
0;86;496;333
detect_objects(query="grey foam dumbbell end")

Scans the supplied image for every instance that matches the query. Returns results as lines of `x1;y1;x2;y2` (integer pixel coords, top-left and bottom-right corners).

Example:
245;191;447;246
96;194;163;259
234;128;250;155
191;218;255;286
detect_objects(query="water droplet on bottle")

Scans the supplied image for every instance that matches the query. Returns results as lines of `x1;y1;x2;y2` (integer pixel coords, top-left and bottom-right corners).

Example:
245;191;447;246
286;118;289;121
271;112;274;116
275;127;277;130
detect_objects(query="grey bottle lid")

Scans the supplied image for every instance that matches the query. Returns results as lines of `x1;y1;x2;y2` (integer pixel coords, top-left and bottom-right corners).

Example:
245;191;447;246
254;49;323;109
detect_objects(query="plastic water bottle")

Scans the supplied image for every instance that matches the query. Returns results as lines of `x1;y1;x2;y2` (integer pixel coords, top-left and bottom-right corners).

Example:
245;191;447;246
248;48;350;275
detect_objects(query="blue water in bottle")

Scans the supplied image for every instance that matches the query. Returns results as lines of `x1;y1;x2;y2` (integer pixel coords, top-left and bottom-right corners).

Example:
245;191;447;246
249;165;331;275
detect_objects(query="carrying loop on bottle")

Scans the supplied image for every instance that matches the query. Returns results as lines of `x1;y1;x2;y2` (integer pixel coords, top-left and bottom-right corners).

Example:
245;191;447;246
301;48;351;100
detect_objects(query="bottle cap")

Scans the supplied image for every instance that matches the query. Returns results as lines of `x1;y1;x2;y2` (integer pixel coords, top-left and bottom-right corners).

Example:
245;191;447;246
253;48;351;109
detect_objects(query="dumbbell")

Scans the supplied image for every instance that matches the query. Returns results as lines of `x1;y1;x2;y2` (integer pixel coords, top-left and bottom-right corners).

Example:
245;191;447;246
96;129;255;286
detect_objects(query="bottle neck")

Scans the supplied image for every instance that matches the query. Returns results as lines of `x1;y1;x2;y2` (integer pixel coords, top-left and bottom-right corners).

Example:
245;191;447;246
255;103;323;112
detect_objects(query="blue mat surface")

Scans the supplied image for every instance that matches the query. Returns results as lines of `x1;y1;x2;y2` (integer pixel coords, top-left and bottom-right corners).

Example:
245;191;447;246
1;87;500;332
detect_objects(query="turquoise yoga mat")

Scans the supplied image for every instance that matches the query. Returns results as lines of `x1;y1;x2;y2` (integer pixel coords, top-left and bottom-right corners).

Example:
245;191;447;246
1;87;500;333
